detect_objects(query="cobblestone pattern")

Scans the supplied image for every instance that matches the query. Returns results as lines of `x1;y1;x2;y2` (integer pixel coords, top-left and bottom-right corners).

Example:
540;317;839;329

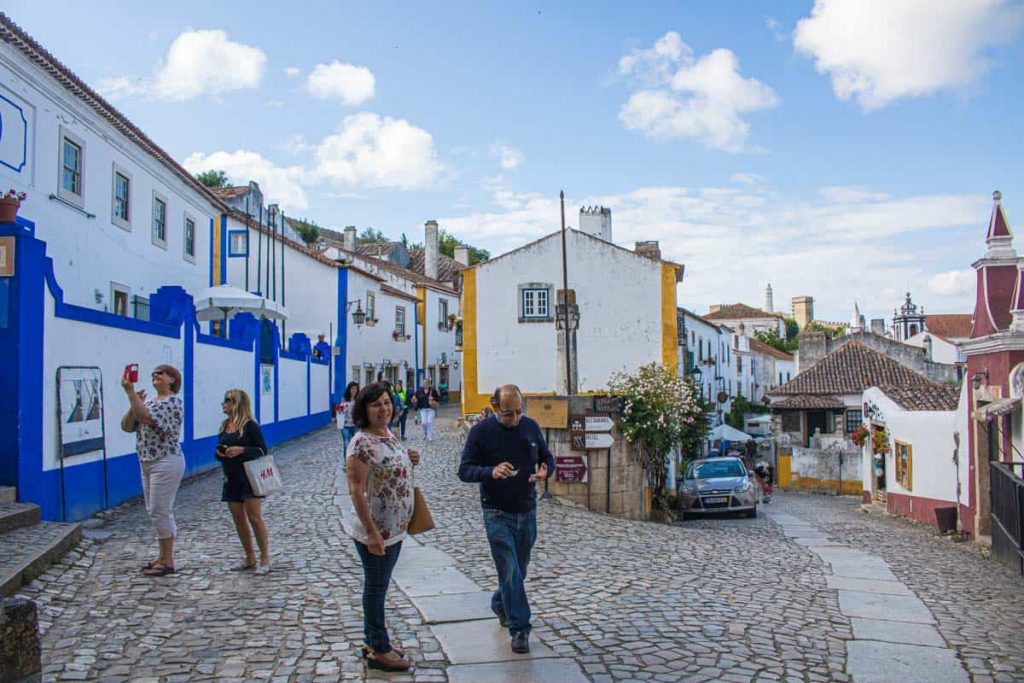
783;494;1024;683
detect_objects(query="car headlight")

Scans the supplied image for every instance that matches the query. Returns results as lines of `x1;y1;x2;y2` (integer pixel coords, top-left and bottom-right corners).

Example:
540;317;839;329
681;484;698;494
733;480;752;493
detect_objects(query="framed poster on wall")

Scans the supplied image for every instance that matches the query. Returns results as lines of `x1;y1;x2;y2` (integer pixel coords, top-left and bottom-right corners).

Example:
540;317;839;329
56;366;105;457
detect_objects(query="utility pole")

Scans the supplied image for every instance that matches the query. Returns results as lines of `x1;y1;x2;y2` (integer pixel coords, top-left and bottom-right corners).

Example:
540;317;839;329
560;190;573;395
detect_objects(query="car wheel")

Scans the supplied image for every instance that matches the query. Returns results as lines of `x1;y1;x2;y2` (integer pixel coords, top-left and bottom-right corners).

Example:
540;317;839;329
746;505;757;519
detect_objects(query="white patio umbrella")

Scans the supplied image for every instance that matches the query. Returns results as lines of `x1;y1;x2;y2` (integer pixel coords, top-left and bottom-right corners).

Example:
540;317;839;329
707;424;753;442
192;284;289;323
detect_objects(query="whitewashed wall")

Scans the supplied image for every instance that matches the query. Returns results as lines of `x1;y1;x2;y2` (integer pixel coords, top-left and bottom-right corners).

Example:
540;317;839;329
0;48;217;311
193;342;252;439
345;269;416;386
278;357;308;421
422;287;460;391
905;331;965;365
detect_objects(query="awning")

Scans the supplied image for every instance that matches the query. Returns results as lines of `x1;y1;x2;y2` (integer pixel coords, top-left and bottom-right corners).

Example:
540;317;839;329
973;397;1020;421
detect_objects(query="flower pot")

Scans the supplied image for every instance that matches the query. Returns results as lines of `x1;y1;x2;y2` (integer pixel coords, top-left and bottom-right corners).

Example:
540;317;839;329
0;198;20;223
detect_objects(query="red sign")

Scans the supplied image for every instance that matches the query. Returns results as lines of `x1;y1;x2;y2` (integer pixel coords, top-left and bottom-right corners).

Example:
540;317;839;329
556;454;587;483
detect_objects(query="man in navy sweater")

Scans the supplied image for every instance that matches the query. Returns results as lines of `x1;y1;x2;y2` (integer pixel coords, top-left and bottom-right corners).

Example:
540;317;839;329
458;384;555;654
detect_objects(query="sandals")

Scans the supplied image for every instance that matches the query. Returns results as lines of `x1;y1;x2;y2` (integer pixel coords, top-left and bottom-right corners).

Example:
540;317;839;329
142;563;175;577
229;561;257;572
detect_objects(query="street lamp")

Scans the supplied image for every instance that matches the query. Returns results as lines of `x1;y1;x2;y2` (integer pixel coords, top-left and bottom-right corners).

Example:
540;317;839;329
347;300;366;328
554;302;580;331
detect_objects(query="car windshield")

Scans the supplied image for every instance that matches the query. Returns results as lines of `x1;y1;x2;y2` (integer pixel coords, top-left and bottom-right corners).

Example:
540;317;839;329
690;460;745;479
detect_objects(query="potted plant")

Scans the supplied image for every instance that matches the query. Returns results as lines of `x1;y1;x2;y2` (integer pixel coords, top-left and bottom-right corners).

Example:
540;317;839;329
871;427;890;454
0;189;26;223
851;424;870;447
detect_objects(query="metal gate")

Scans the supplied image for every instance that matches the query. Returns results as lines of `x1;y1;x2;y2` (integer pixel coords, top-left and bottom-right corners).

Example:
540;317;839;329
990;461;1024;575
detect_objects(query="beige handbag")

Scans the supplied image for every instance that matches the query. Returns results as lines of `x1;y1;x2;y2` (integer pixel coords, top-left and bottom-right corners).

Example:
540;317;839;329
408;487;435;535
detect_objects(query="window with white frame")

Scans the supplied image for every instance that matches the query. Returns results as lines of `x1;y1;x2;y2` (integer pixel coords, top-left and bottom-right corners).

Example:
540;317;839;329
112;164;131;230
152;194;168;247
519;285;551;320
229;230;248;257
395;306;406;337
110;282;130;317
58;127;85;204
183;216;196;261
366;292;376;322
439;298;449;327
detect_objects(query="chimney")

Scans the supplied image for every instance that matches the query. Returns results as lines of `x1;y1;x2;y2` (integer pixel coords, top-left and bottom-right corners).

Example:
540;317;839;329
870;318;886;335
634;240;661;261
343;226;356;252
579;206;612;241
424;220;439;279
454;244;470;266
797;331;827;372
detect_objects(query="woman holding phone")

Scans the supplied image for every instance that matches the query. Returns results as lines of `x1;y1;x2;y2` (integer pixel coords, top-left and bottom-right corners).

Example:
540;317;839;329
120;363;185;577
216;389;271;574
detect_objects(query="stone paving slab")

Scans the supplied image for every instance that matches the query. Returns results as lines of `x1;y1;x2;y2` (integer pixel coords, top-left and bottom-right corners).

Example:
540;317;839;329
792;537;848;547
850;617;945;647
393;565;480;596
447;658;588;682
429;620;559;664
827;558;899;581
826;575;914;596
396;545;457;570
762;512;813;526
837;589;935;624
846;640;968;683
411;591;495;624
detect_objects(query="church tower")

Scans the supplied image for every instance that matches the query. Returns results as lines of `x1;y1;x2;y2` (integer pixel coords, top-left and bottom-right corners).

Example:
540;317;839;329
892;292;926;341
765;283;774;312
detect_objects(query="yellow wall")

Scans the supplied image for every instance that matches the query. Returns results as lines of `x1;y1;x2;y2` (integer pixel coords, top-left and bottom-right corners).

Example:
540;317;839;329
416;286;427;373
777;454;792;487
460;269;490;415
212;214;224;284
661;263;678;373
785;475;862;495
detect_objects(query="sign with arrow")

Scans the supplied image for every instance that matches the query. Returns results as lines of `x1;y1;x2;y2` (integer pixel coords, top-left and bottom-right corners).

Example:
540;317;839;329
584;415;614;433
570;413;615;451
584;432;614;449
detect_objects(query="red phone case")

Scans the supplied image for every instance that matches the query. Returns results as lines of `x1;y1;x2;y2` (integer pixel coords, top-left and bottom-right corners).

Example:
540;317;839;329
125;364;139;383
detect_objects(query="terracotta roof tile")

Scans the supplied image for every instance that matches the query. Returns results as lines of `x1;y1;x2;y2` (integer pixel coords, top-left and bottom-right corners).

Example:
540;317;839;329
770;341;934;396
748;338;794;361
406;248;468;283
878;384;960;411
770;395;846;410
704;303;784;321
210;186;251;200
925;314;973;341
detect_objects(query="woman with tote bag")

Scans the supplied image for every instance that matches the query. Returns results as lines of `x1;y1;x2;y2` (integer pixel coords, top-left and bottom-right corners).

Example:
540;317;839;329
345;382;424;671
215;389;272;575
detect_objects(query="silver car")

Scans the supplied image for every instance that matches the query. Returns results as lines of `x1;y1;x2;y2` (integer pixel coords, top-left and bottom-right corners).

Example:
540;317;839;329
679;457;758;519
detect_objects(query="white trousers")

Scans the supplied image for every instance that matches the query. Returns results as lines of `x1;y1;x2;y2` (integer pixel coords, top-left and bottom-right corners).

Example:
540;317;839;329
141;454;185;540
420;408;436;438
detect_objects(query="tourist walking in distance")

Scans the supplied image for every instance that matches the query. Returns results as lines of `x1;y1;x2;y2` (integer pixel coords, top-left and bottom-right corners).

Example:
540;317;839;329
413;378;441;441
216;389;271;574
458;384;554;653
393;380;410;440
345;383;421;671
120;364;185;577
336;381;359;455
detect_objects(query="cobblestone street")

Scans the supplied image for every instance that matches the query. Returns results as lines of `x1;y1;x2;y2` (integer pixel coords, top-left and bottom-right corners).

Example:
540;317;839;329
17;418;1024;682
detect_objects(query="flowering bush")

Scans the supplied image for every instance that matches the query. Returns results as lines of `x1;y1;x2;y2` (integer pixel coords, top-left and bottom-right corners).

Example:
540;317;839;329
872;427;891;454
3;189;26;202
608;362;710;510
851;424;870;447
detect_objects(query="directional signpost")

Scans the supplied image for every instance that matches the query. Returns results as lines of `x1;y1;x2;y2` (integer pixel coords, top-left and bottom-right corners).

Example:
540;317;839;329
569;413;615;451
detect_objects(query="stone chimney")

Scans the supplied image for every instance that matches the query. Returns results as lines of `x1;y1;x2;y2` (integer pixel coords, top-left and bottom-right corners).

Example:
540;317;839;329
634;240;661;261
343;226;356;252
579;206;612;241
453;244;470;266
424;220;439;280
870;318;886;335
797;331;827;372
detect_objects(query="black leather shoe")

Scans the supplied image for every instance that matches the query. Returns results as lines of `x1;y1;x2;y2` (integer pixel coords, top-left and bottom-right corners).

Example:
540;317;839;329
511;631;530;654
491;603;510;628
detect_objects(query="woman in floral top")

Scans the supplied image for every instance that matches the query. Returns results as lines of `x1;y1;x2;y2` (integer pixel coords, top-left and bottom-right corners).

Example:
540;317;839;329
120;363;185;577
345;382;421;672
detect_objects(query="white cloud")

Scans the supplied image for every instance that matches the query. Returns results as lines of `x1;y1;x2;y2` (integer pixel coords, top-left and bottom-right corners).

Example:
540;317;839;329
730;172;767;185
285;66;301;78
490;144;525;170
819;185;890;203
928;270;976;297
314;113;439;189
305;61;376;105
765;17;789;43
96;29;267;102
794;0;1024;110
279;133;310;155
617;32;778;152
183;150;309;211
441;183;988;320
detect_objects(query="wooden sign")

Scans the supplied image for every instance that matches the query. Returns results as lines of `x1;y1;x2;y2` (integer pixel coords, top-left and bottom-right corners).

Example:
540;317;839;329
530;397;568;429
0;237;13;277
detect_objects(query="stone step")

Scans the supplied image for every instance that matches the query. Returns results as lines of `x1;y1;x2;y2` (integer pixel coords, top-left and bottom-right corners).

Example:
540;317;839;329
0;486;16;503
0;521;81;597
0;502;41;533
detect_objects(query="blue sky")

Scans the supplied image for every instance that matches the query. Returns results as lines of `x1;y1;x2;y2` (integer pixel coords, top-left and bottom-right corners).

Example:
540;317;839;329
8;1;1024;323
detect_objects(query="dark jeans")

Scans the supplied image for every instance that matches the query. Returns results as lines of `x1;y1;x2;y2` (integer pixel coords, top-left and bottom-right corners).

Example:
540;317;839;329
398;410;408;438
483;507;537;636
353;539;403;653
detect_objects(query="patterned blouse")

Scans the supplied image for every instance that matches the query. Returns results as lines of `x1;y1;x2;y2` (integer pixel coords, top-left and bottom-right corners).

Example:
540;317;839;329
136;395;184;462
344;431;414;547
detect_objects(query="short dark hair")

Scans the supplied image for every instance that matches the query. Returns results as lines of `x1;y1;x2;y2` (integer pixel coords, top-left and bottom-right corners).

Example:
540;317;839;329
491;384;523;407
155;364;182;394
353;382;390;429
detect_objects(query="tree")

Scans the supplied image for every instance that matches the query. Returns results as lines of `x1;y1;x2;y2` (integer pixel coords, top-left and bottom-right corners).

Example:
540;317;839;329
195;170;229;188
784;317;800;341
754;328;798;352
357;227;389;244
803;320;843;339
607;363;710;518
291;218;321;246
724;395;769;431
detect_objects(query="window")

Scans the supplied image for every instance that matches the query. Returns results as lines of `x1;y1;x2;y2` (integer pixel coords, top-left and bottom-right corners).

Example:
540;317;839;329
439;299;449;327
698;339;704;361
520;287;550;319
152;194;167;247
229;230;248;257
111;164;132;230
737;356;743;373
366;292;376;322
183;216;196;261
132;295;150;321
895;440;912;490
58;127;85;204
395;306;406;337
845;409;863;434
110;282;130;317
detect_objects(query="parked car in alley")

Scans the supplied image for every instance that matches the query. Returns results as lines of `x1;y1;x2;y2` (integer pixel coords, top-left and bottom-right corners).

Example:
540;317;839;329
679;456;758;519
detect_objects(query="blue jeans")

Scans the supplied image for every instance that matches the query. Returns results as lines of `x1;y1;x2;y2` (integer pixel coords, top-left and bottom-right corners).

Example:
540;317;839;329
342;426;357;455
483;508;537;636
353;539;403;653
